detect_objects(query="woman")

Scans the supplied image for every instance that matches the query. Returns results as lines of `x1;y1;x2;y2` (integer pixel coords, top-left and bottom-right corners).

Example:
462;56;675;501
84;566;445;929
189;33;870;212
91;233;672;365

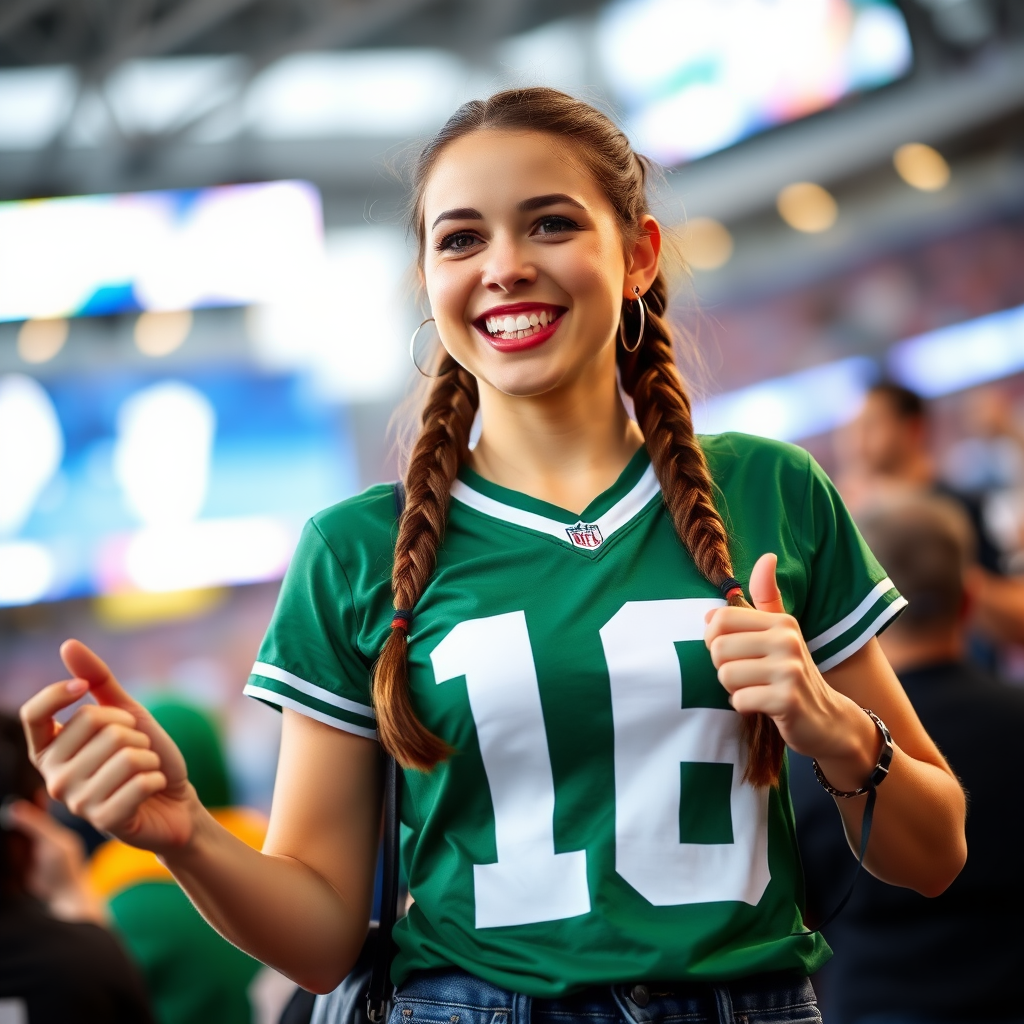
20;89;966;1023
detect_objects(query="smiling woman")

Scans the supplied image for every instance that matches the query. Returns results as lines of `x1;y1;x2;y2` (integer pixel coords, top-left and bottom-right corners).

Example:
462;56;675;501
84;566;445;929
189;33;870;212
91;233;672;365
21;88;966;1024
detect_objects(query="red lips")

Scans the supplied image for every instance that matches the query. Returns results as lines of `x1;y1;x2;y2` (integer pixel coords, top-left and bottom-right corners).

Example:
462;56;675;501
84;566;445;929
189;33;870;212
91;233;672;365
473;303;567;353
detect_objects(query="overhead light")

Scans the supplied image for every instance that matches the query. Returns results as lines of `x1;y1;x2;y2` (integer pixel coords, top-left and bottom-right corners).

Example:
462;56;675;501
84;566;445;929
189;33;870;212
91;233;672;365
135;310;192;357
776;182;838;234
0;66;76;150
17;318;68;363
245;51;466;139
893;142;950;192
680;217;733;271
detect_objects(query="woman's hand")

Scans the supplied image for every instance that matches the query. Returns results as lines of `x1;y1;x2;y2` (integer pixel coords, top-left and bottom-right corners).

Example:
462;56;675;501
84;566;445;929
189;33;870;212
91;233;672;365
704;553;879;791
19;640;196;854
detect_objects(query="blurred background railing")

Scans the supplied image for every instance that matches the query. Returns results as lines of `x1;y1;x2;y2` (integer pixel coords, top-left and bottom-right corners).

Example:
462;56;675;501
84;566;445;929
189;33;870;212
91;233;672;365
2;0;1023;812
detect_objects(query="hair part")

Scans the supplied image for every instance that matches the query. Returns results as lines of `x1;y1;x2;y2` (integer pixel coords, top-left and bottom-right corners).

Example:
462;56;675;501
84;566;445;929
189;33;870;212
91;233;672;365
375;87;782;786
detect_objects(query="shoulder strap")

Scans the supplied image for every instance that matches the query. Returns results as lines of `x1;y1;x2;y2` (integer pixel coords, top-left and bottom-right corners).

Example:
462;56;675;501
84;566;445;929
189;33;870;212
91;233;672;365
366;483;406;1023
806;785;877;933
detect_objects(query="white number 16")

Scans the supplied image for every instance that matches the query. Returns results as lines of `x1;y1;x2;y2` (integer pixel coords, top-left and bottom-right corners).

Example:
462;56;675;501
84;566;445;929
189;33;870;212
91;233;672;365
430;600;770;930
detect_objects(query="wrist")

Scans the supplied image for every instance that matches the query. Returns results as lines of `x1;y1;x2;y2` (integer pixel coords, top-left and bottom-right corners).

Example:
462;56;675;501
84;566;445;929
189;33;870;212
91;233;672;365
158;789;213;871
813;700;883;794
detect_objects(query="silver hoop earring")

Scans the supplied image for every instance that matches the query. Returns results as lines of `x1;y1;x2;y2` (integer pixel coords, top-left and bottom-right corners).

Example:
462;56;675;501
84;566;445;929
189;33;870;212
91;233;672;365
619;285;647;353
409;318;442;378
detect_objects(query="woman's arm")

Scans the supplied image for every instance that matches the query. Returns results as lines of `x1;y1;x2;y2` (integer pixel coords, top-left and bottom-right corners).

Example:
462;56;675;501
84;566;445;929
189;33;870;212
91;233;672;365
161;710;381;991
706;555;967;898
817;638;966;896
21;642;381;993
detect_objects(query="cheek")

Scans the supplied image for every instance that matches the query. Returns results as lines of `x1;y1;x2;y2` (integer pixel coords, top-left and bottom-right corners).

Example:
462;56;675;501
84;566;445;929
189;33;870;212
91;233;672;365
423;263;467;322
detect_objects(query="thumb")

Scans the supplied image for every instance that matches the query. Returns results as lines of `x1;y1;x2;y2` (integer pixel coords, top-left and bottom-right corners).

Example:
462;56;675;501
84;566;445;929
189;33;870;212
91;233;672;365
59;640;139;712
749;553;786;614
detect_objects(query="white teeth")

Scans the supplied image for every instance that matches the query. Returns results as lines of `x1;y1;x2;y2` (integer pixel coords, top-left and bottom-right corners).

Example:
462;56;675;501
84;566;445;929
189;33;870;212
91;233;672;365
483;310;558;338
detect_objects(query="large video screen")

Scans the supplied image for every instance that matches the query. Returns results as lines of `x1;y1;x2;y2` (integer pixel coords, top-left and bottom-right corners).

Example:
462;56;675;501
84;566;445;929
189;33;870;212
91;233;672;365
0;368;357;607
597;0;913;165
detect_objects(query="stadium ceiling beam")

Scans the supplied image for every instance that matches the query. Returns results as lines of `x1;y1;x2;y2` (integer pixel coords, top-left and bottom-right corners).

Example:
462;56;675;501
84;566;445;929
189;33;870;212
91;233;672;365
131;0;440;148
663;41;1024;225
91;0;263;78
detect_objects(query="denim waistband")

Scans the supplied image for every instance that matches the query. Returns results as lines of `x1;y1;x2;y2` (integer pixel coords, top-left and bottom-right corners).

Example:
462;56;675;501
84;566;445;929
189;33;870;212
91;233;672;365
393;968;819;1024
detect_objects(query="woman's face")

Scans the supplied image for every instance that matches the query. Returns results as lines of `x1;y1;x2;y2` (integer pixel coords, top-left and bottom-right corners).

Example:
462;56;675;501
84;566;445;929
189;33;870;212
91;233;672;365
420;129;657;398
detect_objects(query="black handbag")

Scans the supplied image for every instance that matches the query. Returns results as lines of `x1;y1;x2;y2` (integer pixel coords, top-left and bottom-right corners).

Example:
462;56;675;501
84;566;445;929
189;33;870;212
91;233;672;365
279;484;406;1024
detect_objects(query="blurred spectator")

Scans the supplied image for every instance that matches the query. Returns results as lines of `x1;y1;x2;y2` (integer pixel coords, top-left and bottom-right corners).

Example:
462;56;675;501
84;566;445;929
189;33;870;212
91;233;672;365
0;711;154;1024
87;697;283;1024
944;387;1024;570
838;382;1024;647
790;495;1024;1023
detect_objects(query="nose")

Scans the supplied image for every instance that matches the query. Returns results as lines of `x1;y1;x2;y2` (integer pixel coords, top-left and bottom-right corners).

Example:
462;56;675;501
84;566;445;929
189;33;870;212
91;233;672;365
480;232;537;293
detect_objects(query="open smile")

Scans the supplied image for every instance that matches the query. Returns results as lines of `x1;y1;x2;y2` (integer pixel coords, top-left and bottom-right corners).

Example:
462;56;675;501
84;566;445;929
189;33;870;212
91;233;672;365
472;303;567;352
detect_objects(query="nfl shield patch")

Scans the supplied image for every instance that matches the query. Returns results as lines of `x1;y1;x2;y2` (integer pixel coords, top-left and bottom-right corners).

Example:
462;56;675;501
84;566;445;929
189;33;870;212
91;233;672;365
565;521;604;549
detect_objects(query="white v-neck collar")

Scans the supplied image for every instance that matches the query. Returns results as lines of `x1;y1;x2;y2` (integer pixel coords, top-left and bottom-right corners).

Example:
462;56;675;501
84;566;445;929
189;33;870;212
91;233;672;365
450;463;662;550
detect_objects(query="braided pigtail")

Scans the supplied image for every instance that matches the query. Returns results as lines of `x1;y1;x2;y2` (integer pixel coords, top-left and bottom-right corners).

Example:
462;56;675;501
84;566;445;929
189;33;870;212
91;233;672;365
619;272;785;788
373;353;479;771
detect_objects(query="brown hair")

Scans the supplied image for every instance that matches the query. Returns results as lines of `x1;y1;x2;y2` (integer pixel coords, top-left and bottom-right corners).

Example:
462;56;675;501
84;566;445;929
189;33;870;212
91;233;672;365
374;87;783;787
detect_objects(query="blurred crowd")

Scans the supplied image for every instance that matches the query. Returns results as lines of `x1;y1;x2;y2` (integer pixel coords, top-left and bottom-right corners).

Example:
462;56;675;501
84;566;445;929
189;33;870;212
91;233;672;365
5;379;1024;1023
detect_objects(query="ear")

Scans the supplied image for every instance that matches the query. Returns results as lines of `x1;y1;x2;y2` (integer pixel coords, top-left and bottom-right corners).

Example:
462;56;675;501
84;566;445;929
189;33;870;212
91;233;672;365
624;214;662;299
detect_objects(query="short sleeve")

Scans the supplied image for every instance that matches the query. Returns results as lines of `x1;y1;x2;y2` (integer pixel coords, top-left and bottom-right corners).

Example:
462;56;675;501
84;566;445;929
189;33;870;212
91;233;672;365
797;456;907;673
243;518;378;740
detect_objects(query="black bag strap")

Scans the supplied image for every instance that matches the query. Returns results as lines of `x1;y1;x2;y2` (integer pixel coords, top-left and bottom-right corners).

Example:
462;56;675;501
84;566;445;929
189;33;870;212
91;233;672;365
806;784;877;933
366;482;406;1023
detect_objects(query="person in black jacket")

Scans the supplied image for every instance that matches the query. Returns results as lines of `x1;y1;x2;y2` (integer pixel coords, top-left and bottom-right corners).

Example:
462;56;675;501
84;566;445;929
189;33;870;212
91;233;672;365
790;494;1024;1023
0;711;154;1024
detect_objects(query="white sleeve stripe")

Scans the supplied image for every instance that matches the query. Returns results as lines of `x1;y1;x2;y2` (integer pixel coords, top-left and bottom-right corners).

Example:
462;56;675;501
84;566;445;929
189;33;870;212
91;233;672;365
243;684;379;741
816;596;908;673
250;662;376;720
806;577;897;653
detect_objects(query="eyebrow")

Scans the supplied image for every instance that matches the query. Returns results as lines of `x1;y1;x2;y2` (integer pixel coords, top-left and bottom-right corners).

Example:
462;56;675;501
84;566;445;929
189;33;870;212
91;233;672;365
430;193;587;230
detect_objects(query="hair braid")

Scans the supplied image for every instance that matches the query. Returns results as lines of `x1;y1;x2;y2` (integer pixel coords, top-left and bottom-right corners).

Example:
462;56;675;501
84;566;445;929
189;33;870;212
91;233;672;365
373;353;479;770
618;273;784;788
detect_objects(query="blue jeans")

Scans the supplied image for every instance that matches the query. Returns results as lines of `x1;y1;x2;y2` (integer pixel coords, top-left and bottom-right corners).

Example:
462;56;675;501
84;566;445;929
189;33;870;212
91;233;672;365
391;968;822;1024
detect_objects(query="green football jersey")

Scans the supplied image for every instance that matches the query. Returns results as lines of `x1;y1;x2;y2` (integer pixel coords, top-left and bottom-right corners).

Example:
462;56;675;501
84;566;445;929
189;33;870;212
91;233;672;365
245;432;905;996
